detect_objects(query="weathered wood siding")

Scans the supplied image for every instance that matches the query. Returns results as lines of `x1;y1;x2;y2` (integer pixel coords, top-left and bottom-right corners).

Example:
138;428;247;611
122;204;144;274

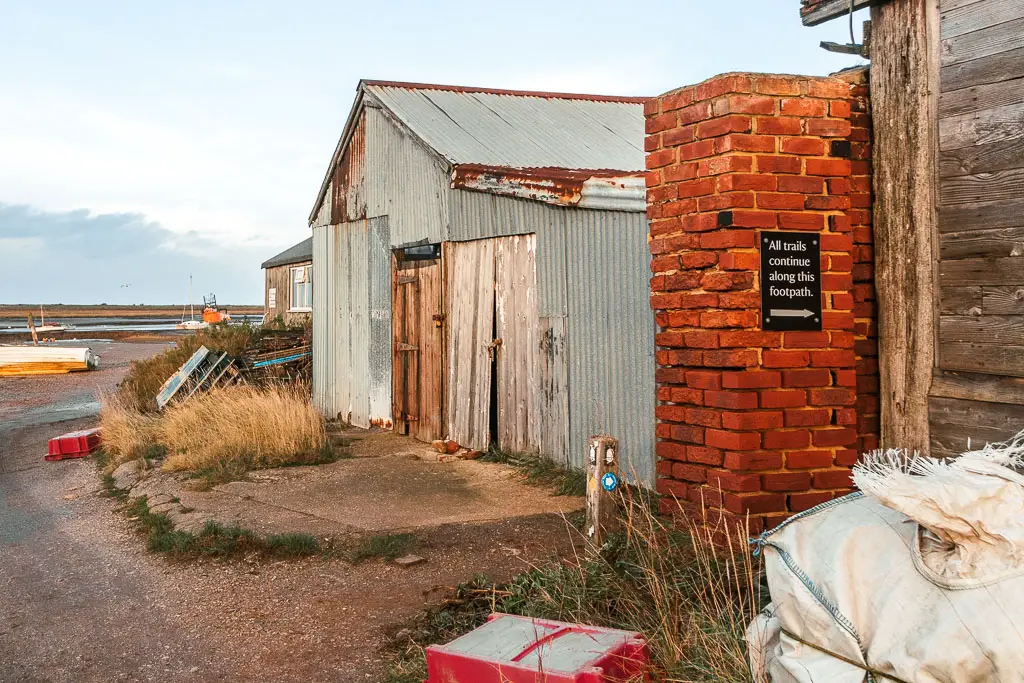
931;0;1024;455
264;262;312;327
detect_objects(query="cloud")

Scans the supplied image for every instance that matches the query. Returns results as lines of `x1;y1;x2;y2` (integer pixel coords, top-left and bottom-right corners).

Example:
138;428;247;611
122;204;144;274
0;202;280;305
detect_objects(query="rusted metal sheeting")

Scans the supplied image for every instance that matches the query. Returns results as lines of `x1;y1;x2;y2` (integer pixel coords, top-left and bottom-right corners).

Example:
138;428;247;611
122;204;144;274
347;221;370;427
445;239;495;451
364;84;645;172
312;219;392;428
452;165;645;212
312;181;332;228
495;235;540;454
564;209;656;486
364;105;449;247
448;188;565;244
538;315;570;466
312;224;335;416
368;216;392;427
332;111;368;222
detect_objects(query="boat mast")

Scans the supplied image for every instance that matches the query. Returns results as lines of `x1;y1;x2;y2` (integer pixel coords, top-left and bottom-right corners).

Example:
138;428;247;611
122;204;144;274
189;275;195;321
39;304;44;326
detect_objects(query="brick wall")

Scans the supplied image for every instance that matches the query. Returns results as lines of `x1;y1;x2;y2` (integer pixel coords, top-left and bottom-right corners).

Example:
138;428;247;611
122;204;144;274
645;70;876;531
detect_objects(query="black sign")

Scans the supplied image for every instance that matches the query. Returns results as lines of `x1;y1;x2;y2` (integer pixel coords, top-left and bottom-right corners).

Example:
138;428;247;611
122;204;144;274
760;231;822;331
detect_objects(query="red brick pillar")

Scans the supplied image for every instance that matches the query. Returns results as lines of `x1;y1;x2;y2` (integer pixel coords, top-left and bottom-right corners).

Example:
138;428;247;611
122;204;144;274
644;70;877;531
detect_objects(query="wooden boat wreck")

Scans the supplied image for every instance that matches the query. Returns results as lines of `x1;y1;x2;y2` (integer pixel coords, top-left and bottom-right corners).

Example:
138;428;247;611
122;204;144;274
0;346;99;376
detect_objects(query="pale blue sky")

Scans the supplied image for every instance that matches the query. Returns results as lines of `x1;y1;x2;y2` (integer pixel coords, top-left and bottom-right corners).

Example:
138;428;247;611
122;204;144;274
0;1;867;304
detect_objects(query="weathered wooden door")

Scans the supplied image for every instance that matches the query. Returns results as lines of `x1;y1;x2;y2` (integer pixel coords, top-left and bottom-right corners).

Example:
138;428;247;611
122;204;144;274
445;240;496;451
392;249;444;442
494;235;539;453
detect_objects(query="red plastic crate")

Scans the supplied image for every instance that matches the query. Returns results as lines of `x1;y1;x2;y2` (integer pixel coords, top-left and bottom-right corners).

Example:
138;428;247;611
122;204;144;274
46;428;102;461
426;613;649;683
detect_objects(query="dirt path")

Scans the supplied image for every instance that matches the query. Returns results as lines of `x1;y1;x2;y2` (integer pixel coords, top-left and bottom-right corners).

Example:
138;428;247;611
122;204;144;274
0;342;577;682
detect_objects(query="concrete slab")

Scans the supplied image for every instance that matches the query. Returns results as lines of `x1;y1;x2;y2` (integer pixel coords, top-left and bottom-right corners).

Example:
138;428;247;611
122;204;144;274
124;429;584;539
214;452;583;534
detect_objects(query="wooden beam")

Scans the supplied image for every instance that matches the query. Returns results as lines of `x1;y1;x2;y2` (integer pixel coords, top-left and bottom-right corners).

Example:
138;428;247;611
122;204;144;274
870;0;940;453
585;435;620;550
802;0;875;27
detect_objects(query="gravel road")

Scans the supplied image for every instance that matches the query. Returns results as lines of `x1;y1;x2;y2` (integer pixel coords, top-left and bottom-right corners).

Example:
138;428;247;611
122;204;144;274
0;342;577;682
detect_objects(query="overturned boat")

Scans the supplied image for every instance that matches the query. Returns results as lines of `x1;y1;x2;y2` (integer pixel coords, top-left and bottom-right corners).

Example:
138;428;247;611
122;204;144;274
0;346;99;376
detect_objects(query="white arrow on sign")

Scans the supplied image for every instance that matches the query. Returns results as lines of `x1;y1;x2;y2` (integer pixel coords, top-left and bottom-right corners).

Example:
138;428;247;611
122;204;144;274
770;308;814;318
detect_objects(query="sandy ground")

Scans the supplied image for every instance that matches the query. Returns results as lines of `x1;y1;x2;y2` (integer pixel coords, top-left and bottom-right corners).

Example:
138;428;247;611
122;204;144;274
0;341;581;682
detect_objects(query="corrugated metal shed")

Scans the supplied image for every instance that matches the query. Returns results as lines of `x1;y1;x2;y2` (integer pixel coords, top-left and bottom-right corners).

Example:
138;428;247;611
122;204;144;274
364;82;646;171
309;81;648;226
308;79;656;486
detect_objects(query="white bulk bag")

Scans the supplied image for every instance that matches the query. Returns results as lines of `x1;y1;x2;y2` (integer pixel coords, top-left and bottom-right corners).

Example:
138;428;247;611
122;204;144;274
747;433;1024;683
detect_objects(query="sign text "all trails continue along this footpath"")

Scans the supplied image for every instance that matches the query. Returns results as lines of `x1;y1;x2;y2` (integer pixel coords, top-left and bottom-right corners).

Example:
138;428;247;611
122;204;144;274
759;231;822;332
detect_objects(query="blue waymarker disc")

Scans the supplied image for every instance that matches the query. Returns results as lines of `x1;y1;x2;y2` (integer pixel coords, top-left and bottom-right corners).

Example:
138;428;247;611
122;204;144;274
601;472;619;492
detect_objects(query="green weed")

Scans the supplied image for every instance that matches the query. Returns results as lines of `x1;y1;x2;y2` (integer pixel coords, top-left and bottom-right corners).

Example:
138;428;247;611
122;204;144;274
482;446;586;497
349;533;419;564
122;495;323;560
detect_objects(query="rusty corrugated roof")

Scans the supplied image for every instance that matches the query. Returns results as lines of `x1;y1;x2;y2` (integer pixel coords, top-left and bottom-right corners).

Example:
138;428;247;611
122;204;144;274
364;81;646;173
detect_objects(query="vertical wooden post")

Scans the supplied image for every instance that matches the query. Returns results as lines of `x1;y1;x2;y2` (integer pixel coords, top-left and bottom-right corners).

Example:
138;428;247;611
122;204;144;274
586;435;619;548
870;0;939;453
26;315;39;346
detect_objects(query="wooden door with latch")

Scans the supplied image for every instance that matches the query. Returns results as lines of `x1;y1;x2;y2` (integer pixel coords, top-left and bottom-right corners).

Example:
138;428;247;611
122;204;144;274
494;234;539;453
392;245;444;442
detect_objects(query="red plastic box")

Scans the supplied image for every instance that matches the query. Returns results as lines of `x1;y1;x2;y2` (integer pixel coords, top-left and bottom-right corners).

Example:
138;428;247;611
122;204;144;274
425;613;649;683
46;428;102;461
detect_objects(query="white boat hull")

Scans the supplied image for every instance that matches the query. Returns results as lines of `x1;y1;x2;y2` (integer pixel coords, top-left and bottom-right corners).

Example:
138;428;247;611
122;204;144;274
0;346;99;376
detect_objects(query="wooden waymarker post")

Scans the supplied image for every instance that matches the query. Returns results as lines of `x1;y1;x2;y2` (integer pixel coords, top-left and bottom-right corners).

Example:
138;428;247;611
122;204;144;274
26;314;39;346
586;435;620;549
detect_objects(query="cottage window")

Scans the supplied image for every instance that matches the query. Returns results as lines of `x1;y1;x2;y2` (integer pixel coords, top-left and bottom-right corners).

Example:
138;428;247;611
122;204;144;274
290;265;312;311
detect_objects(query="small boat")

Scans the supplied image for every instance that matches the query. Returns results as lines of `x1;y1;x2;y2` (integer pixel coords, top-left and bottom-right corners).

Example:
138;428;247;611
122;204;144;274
201;293;231;324
35;304;70;333
0;346;98;376
176;275;210;331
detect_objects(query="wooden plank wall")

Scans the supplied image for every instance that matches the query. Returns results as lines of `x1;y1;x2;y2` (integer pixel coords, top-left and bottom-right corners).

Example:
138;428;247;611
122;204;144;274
264;262;312;327
931;0;1024;455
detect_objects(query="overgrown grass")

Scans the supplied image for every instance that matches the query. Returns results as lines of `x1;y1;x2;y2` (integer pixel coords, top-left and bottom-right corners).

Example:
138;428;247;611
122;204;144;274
160;384;328;474
481;446;587;497
123;495;324;560
98;392;160;468
385;490;766;683
117;323;258;412
349;533;420;564
99;384;334;484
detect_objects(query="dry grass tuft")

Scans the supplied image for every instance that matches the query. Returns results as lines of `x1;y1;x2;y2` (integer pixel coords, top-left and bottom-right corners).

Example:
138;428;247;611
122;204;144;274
99;391;160;470
98;384;329;483
159;384;326;474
